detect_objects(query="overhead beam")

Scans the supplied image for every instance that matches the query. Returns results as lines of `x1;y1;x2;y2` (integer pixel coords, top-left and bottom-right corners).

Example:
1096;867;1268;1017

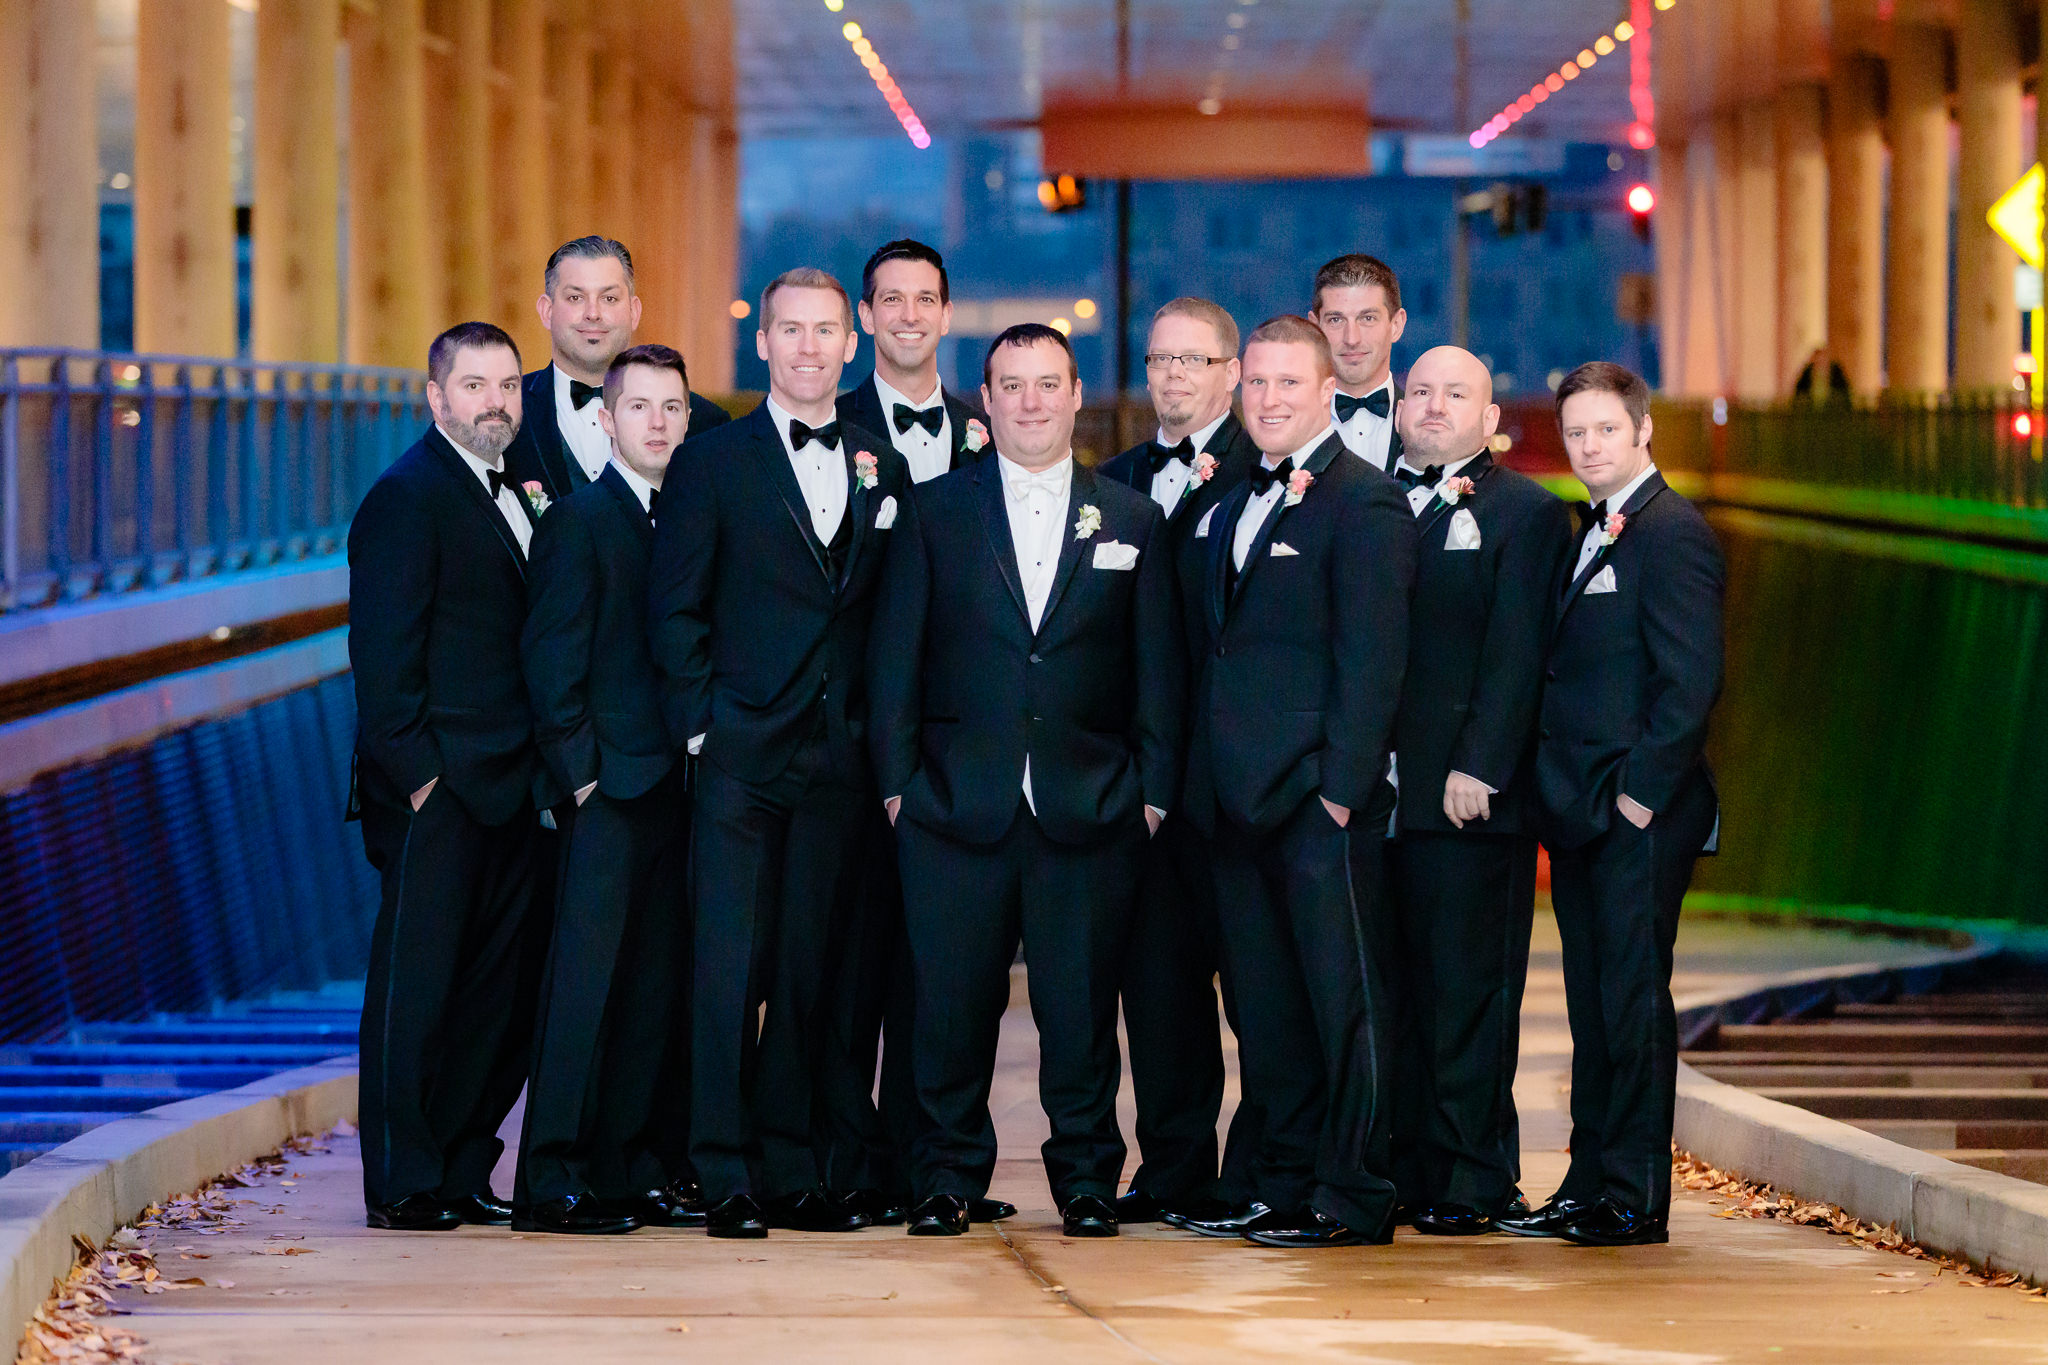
1040;103;1371;181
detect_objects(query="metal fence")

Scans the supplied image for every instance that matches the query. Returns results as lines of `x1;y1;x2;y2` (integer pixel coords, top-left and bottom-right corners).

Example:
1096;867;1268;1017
0;348;429;612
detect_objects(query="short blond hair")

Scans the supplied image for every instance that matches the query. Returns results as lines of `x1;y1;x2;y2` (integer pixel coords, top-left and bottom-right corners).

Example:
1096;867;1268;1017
1152;297;1240;356
1244;313;1335;379
759;267;855;331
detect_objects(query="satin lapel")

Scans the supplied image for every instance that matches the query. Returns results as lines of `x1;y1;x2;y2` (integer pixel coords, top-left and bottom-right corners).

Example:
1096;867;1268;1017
1414;452;1495;542
840;440;871;591
1208;478;1253;629
1035;463;1095;637
528;367;576;499
753;408;832;580
974;460;1032;628
1558;475;1668;623
427;429;527;579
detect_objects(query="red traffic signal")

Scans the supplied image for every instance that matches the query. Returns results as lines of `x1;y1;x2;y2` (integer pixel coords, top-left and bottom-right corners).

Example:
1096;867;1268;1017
1627;183;1654;242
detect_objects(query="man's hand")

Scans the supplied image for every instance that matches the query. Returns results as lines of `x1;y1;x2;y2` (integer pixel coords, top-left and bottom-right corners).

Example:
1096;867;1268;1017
574;780;597;808
410;777;437;812
1617;793;1653;829
1443;773;1493;829
1145;805;1164;837
1321;796;1351;828
884;795;901;827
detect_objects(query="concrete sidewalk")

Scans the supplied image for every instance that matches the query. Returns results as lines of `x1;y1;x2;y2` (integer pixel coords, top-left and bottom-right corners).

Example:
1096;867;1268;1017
109;917;2048;1363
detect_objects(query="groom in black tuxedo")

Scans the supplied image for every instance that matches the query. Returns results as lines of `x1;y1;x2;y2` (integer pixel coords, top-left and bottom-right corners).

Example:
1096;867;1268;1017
868;323;1183;1239
1178;315;1415;1249
1385;346;1573;1235
836;238;991;483
1503;361;1723;1247
648;268;909;1239
347;322;548;1231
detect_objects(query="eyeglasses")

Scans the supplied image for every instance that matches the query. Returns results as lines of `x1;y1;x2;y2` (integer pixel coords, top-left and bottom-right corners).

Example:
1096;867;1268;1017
1143;353;1228;371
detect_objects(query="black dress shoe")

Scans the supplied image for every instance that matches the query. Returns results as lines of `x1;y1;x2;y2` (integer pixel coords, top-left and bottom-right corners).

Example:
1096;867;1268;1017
1061;1194;1118;1238
617;1187;707;1228
1412;1203;1495;1236
1496;1196;1592;1239
1163;1200;1270;1238
1242;1206;1388;1249
1500;1192;1533;1220
907;1194;969;1236
515;1193;641;1235
969;1196;1016;1222
1559;1197;1668;1247
1113;1189;1163;1224
835;1189;909;1227
443;1192;514;1226
665;1179;708;1215
1391;1202;1417;1227
763;1189;870;1232
705;1193;768;1239
365;1193;460;1231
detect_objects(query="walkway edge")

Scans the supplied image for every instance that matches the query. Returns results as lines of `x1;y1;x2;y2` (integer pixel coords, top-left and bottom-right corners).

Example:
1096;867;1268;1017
0;1054;357;1350
1670;937;2048;1281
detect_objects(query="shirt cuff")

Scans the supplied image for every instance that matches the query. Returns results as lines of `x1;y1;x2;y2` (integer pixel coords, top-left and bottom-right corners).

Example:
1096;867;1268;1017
1450;770;1498;795
688;733;704;755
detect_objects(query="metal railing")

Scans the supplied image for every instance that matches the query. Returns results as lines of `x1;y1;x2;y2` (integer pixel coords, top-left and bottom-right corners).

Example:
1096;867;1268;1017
0;348;430;612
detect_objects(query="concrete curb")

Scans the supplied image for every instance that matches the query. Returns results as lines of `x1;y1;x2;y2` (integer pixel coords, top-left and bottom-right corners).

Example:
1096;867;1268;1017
1670;937;2048;1281
0;1054;357;1350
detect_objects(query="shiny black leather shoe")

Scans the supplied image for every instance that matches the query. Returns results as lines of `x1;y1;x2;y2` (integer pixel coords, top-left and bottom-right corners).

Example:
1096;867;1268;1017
907;1194;969;1236
366;1193;460;1231
515;1193;641;1235
1242;1207;1389;1249
1113;1189;1163;1224
969;1196;1017;1222
1500;1191;1533;1221
444;1192;514;1226
619;1187;707;1228
764;1189;871;1232
1061;1194;1119;1238
835;1189;909;1227
1163;1200;1270;1238
1495;1196;1592;1239
1413;1203;1496;1236
705;1193;769;1239
1559;1197;1668;1247
665;1179;708;1216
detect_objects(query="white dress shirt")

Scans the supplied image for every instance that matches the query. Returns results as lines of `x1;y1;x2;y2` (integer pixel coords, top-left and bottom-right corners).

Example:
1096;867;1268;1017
1150;410;1226;518
998;452;1074;815
441;425;531;557
611;458;658;516
1233;425;1332;570
873;372;953;484
1573;462;1659;581
552;365;614;485
1334;379;1397;471
1393;451;1480;517
767;397;849;544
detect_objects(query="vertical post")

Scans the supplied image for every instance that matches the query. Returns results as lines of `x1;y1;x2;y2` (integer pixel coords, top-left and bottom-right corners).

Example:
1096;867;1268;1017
253;0;341;364
1954;0;2023;393
345;0;430;368
1114;178;1132;449
552;4;596;244
1885;17;1953;395
494;0;552;362
1;354;18;603
443;0;495;322
0;1;97;348
1826;43;1885;398
1451;0;1470;351
134;0;236;358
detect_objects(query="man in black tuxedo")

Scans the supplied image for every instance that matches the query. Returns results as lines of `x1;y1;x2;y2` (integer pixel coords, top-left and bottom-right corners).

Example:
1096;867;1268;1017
1384;346;1574;1236
515;345;701;1237
868;323;1183;1239
347;322;549;1232
1502;361;1723;1247
1178;315;1416;1249
648;268;909;1239
836;238;991;483
504;235;730;502
1311;254;1406;472
1097;297;1257;1229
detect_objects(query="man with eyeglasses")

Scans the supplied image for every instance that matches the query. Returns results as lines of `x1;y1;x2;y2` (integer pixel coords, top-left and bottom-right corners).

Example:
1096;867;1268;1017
1097;298;1259;1232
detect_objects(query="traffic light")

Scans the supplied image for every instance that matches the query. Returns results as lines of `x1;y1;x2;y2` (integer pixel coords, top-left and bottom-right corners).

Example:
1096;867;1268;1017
1037;173;1088;213
1627;183;1654;243
1482;183;1549;238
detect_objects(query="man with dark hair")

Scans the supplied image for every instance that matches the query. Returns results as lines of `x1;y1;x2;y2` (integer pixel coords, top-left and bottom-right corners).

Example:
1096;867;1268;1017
838;238;990;483
348;321;549;1232
1311;254;1408;471
515;345;698;1237
1501;360;1723;1247
648;267;909;1239
1178;314;1416;1249
505;235;731;501
868;322;1183;1240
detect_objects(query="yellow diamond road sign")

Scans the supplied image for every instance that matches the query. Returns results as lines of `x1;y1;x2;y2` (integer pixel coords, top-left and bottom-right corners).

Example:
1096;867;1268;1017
1989;163;2044;269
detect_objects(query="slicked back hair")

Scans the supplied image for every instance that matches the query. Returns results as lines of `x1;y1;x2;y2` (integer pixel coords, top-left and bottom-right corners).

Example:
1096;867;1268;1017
1152;297;1240;357
983;322;1078;389
544;235;635;295
759;267;856;332
428;320;521;387
1243;313;1335;379
603;343;690;409
861;238;950;305
1311;253;1402;317
1555;360;1651;438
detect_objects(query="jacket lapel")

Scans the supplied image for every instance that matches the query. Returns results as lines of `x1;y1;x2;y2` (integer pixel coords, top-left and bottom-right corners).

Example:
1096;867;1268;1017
974;459;1032;628
1034;463;1096;637
1415;451;1495;543
598;463;652;547
752;406;832;581
1558;471;1668;624
840;439;871;591
946;391;986;468
1230;433;1345;606
1207;478;1252;629
426;426;527;579
526;366;579;500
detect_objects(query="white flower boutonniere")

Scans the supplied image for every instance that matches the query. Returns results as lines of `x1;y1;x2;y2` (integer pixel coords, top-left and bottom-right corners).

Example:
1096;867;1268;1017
521;481;551;517
1600;511;1627;547
964;418;990;452
854;450;879;490
1436;474;1477;505
1191;452;1219;484
1283;469;1314;507
1074;503;1102;539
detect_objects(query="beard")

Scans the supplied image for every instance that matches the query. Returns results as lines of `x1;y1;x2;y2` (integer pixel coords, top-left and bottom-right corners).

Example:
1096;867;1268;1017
447;408;519;460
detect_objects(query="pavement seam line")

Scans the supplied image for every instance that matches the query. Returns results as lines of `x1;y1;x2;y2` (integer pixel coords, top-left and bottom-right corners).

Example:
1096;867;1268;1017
992;1223;1175;1363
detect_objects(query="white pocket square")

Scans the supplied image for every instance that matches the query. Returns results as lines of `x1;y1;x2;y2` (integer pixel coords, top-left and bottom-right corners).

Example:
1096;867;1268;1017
1092;540;1139;571
1269;541;1300;557
1194;505;1216;538
1584;565;1618;594
875;495;898;529
1445;508;1481;551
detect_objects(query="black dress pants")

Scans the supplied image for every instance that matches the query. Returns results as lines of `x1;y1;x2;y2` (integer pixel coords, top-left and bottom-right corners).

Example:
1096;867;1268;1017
357;783;544;1209
1549;772;1717;1218
898;801;1141;1206
1210;794;1399;1235
516;769;690;1206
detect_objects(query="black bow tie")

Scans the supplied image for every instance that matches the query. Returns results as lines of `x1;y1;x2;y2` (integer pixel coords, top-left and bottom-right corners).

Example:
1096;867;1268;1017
487;468;508;499
789;418;842;451
893;403;944;437
645;485;661;523
1393;463;1442;491
569;379;604;410
1576;499;1609;534
1248;460;1290;496
1144;436;1195;478
1335;387;1391;422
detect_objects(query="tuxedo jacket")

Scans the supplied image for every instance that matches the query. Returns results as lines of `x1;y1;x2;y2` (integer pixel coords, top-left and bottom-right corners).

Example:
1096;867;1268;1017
1098;410;1259;549
347;425;543;825
867;459;1183;847
647;402;908;788
836;372;990;474
521;463;685;806
1181;432;1417;834
1393;454;1575;836
504;362;734;502
1536;471;1724;851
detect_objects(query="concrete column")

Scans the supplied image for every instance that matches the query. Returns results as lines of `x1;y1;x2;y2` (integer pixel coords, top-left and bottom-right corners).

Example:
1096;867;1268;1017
635;77;681;351
441;0;494;323
1885;21;1952;393
694;119;739;394
1734;101;1780;400
492;0;550;363
1776;0;1828;392
592;50;638;248
551;5;595;244
346;0;431;368
134;0;235;357
253;0;340;364
1827;52;1886;397
0;0;98;348
1654;139;1694;395
1953;0;2022;392
1708;114;1744;397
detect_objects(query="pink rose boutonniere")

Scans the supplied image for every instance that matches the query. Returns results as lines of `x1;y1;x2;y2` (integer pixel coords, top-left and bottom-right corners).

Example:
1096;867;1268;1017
1436;475;1477;505
1600;512;1626;547
854;451;879;490
963;418;990;453
1284;469;1314;507
1191;451;1219;483
521;481;551;516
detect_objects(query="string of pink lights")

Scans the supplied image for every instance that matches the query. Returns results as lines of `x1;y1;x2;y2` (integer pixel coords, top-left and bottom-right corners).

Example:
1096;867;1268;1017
1469;0;1665;151
826;2;930;150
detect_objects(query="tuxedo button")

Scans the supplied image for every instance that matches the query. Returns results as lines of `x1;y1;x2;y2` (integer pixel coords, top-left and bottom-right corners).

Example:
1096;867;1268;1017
1546;669;1557;681
1215;645;1227;658
1029;653;1043;664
